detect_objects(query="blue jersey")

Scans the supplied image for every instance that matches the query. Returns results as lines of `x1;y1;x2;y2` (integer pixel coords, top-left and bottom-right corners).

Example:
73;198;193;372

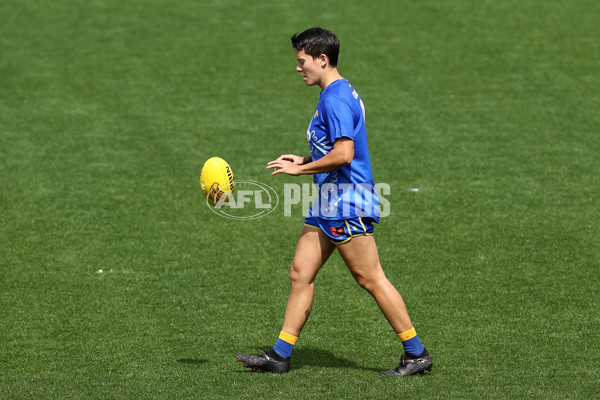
306;79;380;222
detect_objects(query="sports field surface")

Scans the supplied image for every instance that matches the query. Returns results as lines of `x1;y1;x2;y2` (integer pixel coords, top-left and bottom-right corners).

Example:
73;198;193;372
1;1;598;398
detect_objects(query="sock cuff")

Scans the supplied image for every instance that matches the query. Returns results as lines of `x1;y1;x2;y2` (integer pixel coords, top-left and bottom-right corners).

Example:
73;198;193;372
279;331;298;345
397;327;417;341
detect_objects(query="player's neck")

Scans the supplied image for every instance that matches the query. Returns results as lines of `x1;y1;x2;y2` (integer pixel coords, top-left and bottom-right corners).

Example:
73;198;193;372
319;68;343;90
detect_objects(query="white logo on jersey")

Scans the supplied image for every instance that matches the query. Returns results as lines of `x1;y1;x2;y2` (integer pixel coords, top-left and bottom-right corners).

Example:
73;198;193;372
308;129;333;156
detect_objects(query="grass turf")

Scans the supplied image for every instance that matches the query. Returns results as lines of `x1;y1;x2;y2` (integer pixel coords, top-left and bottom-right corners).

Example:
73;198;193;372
1;0;599;398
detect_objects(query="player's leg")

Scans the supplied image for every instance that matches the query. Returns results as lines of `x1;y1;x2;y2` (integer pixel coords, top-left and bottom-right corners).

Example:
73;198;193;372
235;225;335;373
336;235;432;376
280;225;336;336
336;235;413;333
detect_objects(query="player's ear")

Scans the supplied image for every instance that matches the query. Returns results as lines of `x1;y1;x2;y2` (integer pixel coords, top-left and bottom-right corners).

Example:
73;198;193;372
319;54;328;68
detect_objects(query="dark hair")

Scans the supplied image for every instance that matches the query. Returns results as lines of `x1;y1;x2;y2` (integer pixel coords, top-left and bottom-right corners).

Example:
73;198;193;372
291;27;340;67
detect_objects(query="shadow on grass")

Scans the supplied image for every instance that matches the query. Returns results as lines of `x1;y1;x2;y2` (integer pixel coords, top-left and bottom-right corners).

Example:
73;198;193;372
292;347;380;372
231;347;381;373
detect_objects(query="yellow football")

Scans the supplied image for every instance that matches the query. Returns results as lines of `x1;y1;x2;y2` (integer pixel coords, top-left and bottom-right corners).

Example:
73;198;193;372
199;157;235;206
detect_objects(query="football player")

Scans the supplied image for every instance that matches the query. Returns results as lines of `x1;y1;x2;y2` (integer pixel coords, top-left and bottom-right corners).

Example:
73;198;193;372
235;27;432;376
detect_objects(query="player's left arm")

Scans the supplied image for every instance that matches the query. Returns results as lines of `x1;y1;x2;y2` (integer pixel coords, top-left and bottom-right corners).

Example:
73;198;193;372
270;154;312;165
268;138;353;176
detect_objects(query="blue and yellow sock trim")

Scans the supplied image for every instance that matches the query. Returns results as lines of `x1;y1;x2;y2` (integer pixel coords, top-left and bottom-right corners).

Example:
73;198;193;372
397;327;417;341
398;327;425;357
272;331;298;358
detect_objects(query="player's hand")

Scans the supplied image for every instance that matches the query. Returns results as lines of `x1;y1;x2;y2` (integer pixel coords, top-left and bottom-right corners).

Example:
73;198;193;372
267;158;303;176
272;154;305;164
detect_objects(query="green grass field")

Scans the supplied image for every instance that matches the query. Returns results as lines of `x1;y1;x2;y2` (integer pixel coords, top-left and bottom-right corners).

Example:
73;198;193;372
1;0;599;398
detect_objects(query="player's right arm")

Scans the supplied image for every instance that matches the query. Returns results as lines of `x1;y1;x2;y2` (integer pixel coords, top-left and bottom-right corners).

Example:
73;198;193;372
268;138;353;176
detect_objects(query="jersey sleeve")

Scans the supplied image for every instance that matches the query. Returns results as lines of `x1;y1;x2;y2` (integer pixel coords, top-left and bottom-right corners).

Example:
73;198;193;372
322;95;355;143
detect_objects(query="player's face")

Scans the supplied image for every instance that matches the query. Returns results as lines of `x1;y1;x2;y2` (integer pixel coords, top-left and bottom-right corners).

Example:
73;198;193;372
295;49;325;87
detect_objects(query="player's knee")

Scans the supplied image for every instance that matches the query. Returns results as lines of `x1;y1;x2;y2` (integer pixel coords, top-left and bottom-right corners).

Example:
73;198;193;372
354;274;373;291
289;261;313;285
354;273;386;294
288;261;304;284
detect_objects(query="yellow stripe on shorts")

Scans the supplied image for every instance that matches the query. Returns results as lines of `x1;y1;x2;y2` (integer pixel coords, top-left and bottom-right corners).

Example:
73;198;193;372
358;217;367;233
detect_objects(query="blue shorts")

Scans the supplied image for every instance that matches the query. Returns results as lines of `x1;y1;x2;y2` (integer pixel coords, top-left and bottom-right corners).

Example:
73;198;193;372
304;216;376;244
